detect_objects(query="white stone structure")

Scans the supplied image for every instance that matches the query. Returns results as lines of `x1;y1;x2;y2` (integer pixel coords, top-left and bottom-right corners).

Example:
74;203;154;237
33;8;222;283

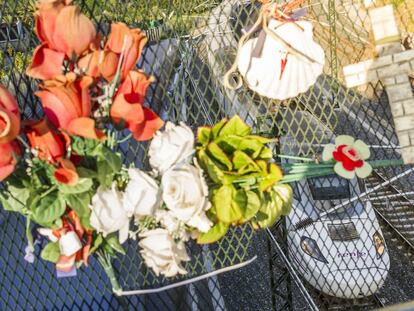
343;5;414;164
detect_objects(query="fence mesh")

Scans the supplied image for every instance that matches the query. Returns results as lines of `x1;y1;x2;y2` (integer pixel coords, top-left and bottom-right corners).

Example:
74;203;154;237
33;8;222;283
1;0;414;310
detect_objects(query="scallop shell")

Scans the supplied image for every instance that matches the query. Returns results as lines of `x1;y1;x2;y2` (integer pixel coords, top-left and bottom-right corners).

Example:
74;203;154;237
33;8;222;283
237;19;325;100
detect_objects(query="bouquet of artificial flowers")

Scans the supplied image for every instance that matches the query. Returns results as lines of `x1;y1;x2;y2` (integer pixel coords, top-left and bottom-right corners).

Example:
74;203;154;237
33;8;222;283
0;0;404;292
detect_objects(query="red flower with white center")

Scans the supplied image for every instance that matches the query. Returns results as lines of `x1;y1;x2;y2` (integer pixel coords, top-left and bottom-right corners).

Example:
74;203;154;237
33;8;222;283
322;135;372;179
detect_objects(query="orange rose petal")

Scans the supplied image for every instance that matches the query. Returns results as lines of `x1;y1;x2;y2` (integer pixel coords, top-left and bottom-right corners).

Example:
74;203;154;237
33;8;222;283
67;117;106;141
0;164;16;182
55;159;79;186
82;232;92;266
54;167;78;185
0;84;19;114
26;44;65;80
36;89;77;129
0;108;20;144
26;119;66;162
106;23;133;54
53;6;96;57
131;107;164;141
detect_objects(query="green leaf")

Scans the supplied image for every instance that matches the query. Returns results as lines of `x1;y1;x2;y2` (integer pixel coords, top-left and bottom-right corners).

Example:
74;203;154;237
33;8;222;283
197;222;229;244
239;138;265;158
31;192;66;226
197;149;225;183
102;147;122;173
258;146;273;160
257;195;283;229
59;178;93;194
77;167;98;179
242;191;261;221
216;135;243;153
244;135;275;144
65;192;92;229
211;119;228;138
97;160;115;188
218;115;251;137
89;234;103;255
207;142;232;170
197;126;212;146
0;184;29;213
40;241;61;263
214;185;243;223
273;184;293;216
259;163;283;192
232;150;257;172
105;234;126;255
71;136;101;156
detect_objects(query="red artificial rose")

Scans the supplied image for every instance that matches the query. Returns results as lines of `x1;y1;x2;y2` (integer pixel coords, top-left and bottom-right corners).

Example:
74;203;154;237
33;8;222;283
333;145;364;172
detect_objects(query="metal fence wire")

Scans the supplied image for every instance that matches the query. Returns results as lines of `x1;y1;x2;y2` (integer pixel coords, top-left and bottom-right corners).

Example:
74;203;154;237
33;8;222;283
1;0;414;310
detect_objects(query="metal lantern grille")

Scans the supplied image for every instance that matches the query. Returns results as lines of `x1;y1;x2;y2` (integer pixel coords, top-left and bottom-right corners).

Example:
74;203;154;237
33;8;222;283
1;0;414;310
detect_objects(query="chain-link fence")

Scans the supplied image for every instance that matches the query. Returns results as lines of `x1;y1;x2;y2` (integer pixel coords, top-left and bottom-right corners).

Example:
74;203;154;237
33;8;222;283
1;0;414;310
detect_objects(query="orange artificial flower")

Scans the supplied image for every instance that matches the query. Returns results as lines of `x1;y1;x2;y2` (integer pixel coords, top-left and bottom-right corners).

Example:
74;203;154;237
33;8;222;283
36;76;105;141
106;23;147;80
111;71;163;141
26;119;68;163
78;50;119;82
54;210;92;272
54;158;79;185
35;2;96;58
26;43;65;80
0;141;20;182
0;85;20;144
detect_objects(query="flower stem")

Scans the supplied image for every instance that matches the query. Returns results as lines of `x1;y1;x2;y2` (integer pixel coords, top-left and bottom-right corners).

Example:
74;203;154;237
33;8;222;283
26;218;34;252
277;155;315;162
17;135;31;151
40;185;58;198
97;250;121;292
369;159;405;168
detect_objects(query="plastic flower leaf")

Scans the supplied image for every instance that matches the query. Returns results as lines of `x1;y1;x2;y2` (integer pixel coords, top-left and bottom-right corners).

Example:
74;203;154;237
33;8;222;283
323;135;372;179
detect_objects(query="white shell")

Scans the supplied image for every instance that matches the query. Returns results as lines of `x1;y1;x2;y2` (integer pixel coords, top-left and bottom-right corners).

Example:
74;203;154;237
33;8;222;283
238;20;325;100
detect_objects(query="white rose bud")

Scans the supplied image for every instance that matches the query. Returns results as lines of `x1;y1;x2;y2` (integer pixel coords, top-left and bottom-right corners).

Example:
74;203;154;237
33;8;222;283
149;122;195;174
59;231;83;256
155;209;189;241
139;228;190;277
124;168;160;219
161;162;212;233
90;185;130;243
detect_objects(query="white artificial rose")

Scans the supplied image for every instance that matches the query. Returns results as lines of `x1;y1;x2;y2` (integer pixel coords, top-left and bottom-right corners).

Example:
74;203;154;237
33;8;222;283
139;228;190;277
124;168;160;219
59;231;82;256
161;162;212;233
90;185;130;243
149;122;195;174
